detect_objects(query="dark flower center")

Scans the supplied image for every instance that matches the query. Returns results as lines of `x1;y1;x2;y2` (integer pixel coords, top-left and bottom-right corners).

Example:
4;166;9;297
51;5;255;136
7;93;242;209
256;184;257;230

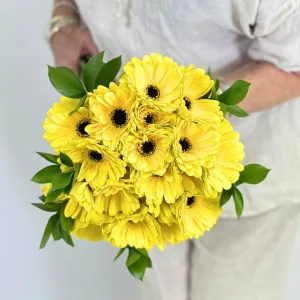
88;150;103;162
179;137;192;152
111;108;128;128
76;119;91;137
144;113;156;125
184;97;192;110
146;85;160;99
139;140;156;156
187;196;195;207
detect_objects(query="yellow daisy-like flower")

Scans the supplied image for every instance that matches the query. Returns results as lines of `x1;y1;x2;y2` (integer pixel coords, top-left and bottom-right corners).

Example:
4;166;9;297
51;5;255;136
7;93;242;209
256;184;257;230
122;129;173;175
131;104;176;132
66;181;95;213
180;64;213;101
72;220;104;242
160;223;188;245
120;53;182;112
64;198;83;219
104;205;164;250
173;120;220;177
40;184;67;202
174;193;221;238
94;179;140;216
134;164;183;207
157;201;176;224
181;174;203;194
201;119;245;198
66;141;126;188
43;97;93;152
179;99;223;126
65;183;110;227
86;83;135;150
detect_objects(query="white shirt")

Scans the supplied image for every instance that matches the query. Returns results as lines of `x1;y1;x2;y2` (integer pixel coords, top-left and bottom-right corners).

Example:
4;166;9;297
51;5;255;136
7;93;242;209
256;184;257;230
76;0;300;217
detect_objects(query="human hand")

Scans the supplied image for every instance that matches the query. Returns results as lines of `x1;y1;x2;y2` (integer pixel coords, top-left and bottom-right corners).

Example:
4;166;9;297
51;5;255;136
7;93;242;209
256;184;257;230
51;24;98;74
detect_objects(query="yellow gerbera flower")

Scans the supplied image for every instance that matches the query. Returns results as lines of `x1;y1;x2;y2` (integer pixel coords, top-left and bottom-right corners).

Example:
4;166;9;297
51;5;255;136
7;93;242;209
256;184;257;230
157;201;176;224
40;184;67;202
181;174;203;194
122;129;173;175
131;104;176;132
43;96;94;152
120;53;182;112
104;205;164;250
64;198;83;219
94;179;140;216
173;120;220;177
179;98;223;126
134;164;183;207
65;200;106;224
180;64;213;101
160;223;188;245
174;193;221;238
72;221;104;242
65;186;110;227
201;119;245;198
66;141;127;188
67;181;95;213
86;82;135;150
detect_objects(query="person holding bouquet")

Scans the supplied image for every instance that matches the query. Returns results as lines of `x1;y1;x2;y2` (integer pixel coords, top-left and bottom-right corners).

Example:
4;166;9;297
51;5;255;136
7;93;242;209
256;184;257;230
48;1;300;299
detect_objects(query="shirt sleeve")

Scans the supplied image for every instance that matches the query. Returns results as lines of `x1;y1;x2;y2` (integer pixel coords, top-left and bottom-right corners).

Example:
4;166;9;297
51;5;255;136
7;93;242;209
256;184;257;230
248;0;300;72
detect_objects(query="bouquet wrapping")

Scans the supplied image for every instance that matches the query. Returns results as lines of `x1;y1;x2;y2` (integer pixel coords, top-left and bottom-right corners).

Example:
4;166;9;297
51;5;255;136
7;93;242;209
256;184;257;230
32;52;269;280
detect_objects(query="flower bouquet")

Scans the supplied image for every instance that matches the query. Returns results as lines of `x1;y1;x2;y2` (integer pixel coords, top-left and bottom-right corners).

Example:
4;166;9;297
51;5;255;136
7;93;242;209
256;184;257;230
31;52;270;280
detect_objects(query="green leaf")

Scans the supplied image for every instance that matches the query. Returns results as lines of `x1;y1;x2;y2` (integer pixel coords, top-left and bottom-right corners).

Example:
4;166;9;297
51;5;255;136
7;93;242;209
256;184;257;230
45;188;63;203
32;203;58;212
127;255;152;281
125;248;152;280
59;153;73;167
61;230;74;247
39;195;46;202
126;248;142;267
215;79;219;91
199;89;212;99
232;186;244;218
83;51;105;91
220;189;232;207
94;55;122;88
37;152;59;164
130;247;149;257
48;66;86;98
114;248;127;261
209;85;218;100
73;163;81;184
60;203;74;231
227;105;249;117
68;96;86;116
219;102;227;114
52;220;62;241
218;80;250;105
52;172;73;190
237;164;271;185
31;165;61;184
206;66;211;77
63;182;73;195
39;213;59;249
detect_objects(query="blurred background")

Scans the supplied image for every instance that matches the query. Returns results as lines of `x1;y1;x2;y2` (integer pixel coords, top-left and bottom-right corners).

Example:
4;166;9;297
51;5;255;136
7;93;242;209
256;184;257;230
0;1;299;299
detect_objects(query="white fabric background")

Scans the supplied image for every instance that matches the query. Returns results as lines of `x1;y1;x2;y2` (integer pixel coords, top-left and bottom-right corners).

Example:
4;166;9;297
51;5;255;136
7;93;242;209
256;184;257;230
0;1;299;299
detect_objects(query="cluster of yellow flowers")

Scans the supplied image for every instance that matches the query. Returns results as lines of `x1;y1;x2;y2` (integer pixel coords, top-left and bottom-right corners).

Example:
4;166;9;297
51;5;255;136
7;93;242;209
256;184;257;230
43;53;245;250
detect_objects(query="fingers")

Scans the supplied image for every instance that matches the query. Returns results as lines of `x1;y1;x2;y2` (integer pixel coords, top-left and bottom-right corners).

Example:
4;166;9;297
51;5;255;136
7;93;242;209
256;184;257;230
52;29;98;74
81;31;99;56
55;57;79;74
